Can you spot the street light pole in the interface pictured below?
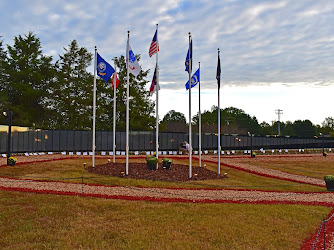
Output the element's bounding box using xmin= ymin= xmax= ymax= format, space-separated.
xmin=251 ymin=133 xmax=253 ymax=157
xmin=320 ymin=133 xmax=325 ymax=156
xmin=3 ymin=111 xmax=13 ymax=165
xmin=248 ymin=131 xmax=254 ymax=157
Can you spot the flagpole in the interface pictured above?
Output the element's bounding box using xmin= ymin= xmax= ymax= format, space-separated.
xmin=155 ymin=24 xmax=159 ymax=168
xmin=188 ymin=32 xmax=192 ymax=179
xmin=217 ymin=48 xmax=221 ymax=175
xmin=92 ymin=46 xmax=97 ymax=168
xmin=113 ymin=59 xmax=117 ymax=163
xmin=126 ymin=31 xmax=130 ymax=175
xmin=198 ymin=61 xmax=201 ymax=167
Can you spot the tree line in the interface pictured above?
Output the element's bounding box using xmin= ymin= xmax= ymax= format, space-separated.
xmin=1 ymin=32 xmax=333 ymax=137
xmin=0 ymin=32 xmax=154 ymax=131
xmin=161 ymin=107 xmax=334 ymax=137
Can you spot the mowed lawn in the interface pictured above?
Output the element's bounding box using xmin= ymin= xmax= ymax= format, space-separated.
xmin=0 ymin=190 xmax=331 ymax=249
xmin=233 ymin=154 xmax=334 ymax=179
xmin=0 ymin=155 xmax=333 ymax=249
xmin=0 ymin=157 xmax=328 ymax=192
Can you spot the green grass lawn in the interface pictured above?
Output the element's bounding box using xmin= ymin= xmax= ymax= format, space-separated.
xmin=0 ymin=158 xmax=327 ymax=192
xmin=246 ymin=156 xmax=334 ymax=179
xmin=0 ymin=156 xmax=333 ymax=249
xmin=0 ymin=189 xmax=331 ymax=250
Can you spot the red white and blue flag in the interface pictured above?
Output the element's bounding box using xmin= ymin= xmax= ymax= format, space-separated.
xmin=150 ymin=64 xmax=158 ymax=96
xmin=111 ymin=72 xmax=119 ymax=90
xmin=127 ymin=39 xmax=141 ymax=77
xmin=149 ymin=30 xmax=159 ymax=57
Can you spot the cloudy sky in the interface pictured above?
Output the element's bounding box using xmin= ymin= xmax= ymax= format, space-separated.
xmin=1 ymin=0 xmax=334 ymax=125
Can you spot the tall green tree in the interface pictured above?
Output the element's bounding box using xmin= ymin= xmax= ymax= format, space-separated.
xmin=160 ymin=110 xmax=187 ymax=132
xmin=46 ymin=40 xmax=94 ymax=130
xmin=192 ymin=106 xmax=261 ymax=134
xmin=322 ymin=117 xmax=334 ymax=129
xmin=113 ymin=55 xmax=155 ymax=131
xmin=259 ymin=121 xmax=272 ymax=135
xmin=320 ymin=117 xmax=334 ymax=136
xmin=44 ymin=46 xmax=154 ymax=131
xmin=292 ymin=120 xmax=317 ymax=137
xmin=224 ymin=107 xmax=261 ymax=134
xmin=282 ymin=121 xmax=295 ymax=136
xmin=1 ymin=32 xmax=55 ymax=127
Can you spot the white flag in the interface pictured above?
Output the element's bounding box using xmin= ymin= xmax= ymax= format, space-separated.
xmin=126 ymin=39 xmax=141 ymax=77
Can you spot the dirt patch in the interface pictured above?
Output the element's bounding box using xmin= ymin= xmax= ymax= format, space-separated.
xmin=87 ymin=162 xmax=225 ymax=182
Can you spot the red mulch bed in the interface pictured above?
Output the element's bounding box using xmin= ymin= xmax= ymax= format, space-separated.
xmin=87 ymin=162 xmax=225 ymax=182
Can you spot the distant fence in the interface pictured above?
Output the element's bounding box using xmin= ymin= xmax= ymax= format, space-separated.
xmin=1 ymin=130 xmax=334 ymax=153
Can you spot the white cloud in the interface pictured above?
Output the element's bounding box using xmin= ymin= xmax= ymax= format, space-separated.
xmin=44 ymin=49 xmax=57 ymax=57
xmin=48 ymin=13 xmax=60 ymax=22
xmin=157 ymin=0 xmax=182 ymax=14
xmin=31 ymin=3 xmax=49 ymax=15
xmin=245 ymin=1 xmax=287 ymax=18
xmin=1 ymin=0 xmax=334 ymax=124
xmin=300 ymin=10 xmax=320 ymax=17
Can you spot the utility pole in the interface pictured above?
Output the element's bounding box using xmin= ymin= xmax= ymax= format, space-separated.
xmin=275 ymin=109 xmax=283 ymax=136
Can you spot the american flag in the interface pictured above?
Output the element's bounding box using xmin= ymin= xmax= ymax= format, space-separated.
xmin=149 ymin=30 xmax=159 ymax=57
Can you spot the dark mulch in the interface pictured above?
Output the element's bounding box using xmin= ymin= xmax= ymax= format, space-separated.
xmin=87 ymin=162 xmax=225 ymax=182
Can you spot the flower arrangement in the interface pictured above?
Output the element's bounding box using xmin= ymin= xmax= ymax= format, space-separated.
xmin=162 ymin=158 xmax=173 ymax=163
xmin=146 ymin=156 xmax=158 ymax=164
xmin=324 ymin=175 xmax=334 ymax=181
xmin=8 ymin=156 xmax=17 ymax=166
xmin=145 ymin=155 xmax=153 ymax=161
xmin=146 ymin=156 xmax=158 ymax=170
xmin=162 ymin=158 xmax=173 ymax=170
xmin=324 ymin=175 xmax=334 ymax=191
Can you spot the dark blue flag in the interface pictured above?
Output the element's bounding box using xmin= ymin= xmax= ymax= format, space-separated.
xmin=97 ymin=53 xmax=114 ymax=83
xmin=185 ymin=68 xmax=200 ymax=90
xmin=216 ymin=51 xmax=221 ymax=88
xmin=185 ymin=38 xmax=192 ymax=73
